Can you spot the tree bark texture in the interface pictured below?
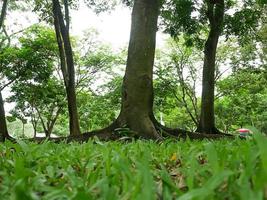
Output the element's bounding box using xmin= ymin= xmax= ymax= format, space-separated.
xmin=0 ymin=92 xmax=8 ymax=142
xmin=197 ymin=0 xmax=224 ymax=134
xmin=118 ymin=0 xmax=161 ymax=139
xmin=0 ymin=0 xmax=8 ymax=29
xmin=52 ymin=0 xmax=81 ymax=136
xmin=0 ymin=0 xmax=9 ymax=142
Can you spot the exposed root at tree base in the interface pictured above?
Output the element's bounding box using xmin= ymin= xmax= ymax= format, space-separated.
xmin=30 ymin=131 xmax=234 ymax=144
xmin=151 ymin=115 xmax=233 ymax=140
xmin=154 ymin=124 xmax=233 ymax=140
xmin=29 ymin=121 xmax=234 ymax=144
xmin=23 ymin=113 xmax=234 ymax=143
xmin=195 ymin=126 xmax=227 ymax=135
xmin=1 ymin=134 xmax=17 ymax=143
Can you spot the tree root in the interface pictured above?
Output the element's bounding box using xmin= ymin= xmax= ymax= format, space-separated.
xmin=18 ymin=110 xmax=234 ymax=143
xmin=0 ymin=134 xmax=17 ymax=143
xmin=29 ymin=119 xmax=122 ymax=144
xmin=28 ymin=117 xmax=234 ymax=144
xmin=150 ymin=113 xmax=234 ymax=139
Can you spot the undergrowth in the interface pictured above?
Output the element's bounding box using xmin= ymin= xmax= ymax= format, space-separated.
xmin=0 ymin=134 xmax=267 ymax=200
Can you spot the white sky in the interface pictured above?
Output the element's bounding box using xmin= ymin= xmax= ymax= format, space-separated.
xmin=71 ymin=4 xmax=132 ymax=50
xmin=71 ymin=3 xmax=167 ymax=49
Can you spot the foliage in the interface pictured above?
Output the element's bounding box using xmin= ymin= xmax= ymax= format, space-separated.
xmin=8 ymin=78 xmax=66 ymax=137
xmin=1 ymin=2 xmax=267 ymax=199
xmin=76 ymin=75 xmax=121 ymax=132
xmin=160 ymin=0 xmax=265 ymax=47
xmin=76 ymin=34 xmax=123 ymax=92
xmin=0 ymin=25 xmax=57 ymax=91
xmin=6 ymin=120 xmax=34 ymax=138
xmin=0 ymin=25 xmax=65 ymax=137
xmin=84 ymin=0 xmax=118 ymax=13
xmin=77 ymin=89 xmax=119 ymax=132
xmin=33 ymin=0 xmax=119 ymax=24
xmin=1 ymin=136 xmax=267 ymax=199
xmin=216 ymin=69 xmax=267 ymax=133
xmin=153 ymin=39 xmax=202 ymax=130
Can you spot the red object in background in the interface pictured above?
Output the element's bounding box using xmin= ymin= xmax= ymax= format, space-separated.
xmin=238 ymin=128 xmax=251 ymax=133
xmin=238 ymin=128 xmax=252 ymax=139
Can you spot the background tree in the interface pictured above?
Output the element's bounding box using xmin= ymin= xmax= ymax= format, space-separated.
xmin=161 ymin=0 xmax=265 ymax=134
xmin=9 ymin=78 xmax=65 ymax=138
xmin=52 ymin=0 xmax=81 ymax=136
xmin=0 ymin=25 xmax=59 ymax=138
xmin=196 ymin=0 xmax=224 ymax=134
xmin=0 ymin=0 xmax=9 ymax=142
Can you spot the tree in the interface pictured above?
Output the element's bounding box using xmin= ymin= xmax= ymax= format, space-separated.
xmin=161 ymin=0 xmax=224 ymax=134
xmin=77 ymin=89 xmax=119 ymax=132
xmin=76 ymin=31 xmax=122 ymax=93
xmin=0 ymin=90 xmax=8 ymax=142
xmin=0 ymin=0 xmax=45 ymax=141
xmin=116 ymin=0 xmax=161 ymax=139
xmin=0 ymin=25 xmax=58 ymax=139
xmin=52 ymin=0 xmax=81 ymax=136
xmin=0 ymin=0 xmax=8 ymax=28
xmin=161 ymin=0 xmax=265 ymax=134
xmin=0 ymin=0 xmax=9 ymax=142
xmin=196 ymin=0 xmax=224 ymax=134
xmin=76 ymin=0 xmax=225 ymax=140
xmin=9 ymin=78 xmax=65 ymax=138
xmin=81 ymin=0 xmax=162 ymax=140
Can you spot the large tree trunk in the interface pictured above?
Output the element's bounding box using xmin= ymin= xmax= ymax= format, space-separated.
xmin=0 ymin=91 xmax=8 ymax=142
xmin=52 ymin=0 xmax=81 ymax=136
xmin=197 ymin=0 xmax=224 ymax=134
xmin=118 ymin=0 xmax=161 ymax=139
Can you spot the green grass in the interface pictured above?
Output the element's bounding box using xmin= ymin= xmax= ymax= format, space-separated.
xmin=0 ymin=135 xmax=267 ymax=200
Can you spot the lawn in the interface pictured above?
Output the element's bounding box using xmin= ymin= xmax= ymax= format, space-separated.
xmin=0 ymin=134 xmax=267 ymax=200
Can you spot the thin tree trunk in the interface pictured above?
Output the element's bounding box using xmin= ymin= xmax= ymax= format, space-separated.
xmin=0 ymin=0 xmax=8 ymax=30
xmin=0 ymin=91 xmax=8 ymax=142
xmin=36 ymin=108 xmax=48 ymax=137
xmin=33 ymin=124 xmax=37 ymax=138
xmin=22 ymin=121 xmax=25 ymax=137
xmin=119 ymin=0 xmax=161 ymax=139
xmin=47 ymin=107 xmax=61 ymax=137
xmin=31 ymin=117 xmax=38 ymax=138
xmin=0 ymin=0 xmax=9 ymax=142
xmin=197 ymin=0 xmax=224 ymax=134
xmin=36 ymin=106 xmax=61 ymax=138
xmin=52 ymin=0 xmax=81 ymax=136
